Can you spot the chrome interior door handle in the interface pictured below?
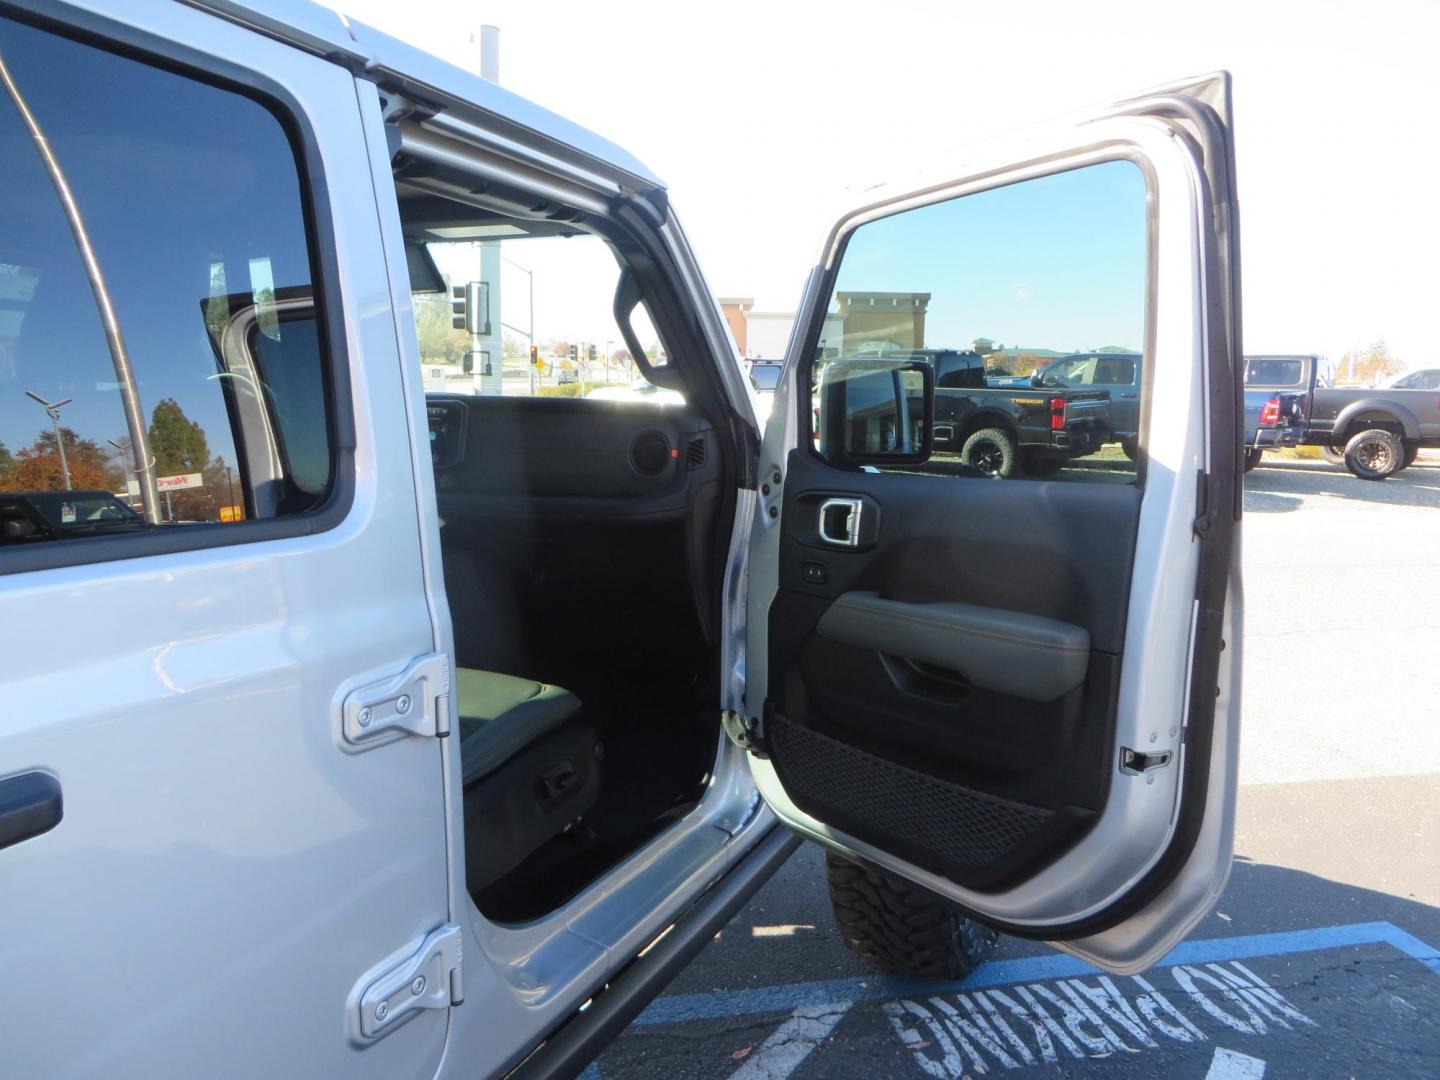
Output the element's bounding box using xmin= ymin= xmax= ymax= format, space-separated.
xmin=818 ymin=497 xmax=863 ymax=547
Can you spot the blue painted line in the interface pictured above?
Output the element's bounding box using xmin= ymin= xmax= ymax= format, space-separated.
xmin=632 ymin=920 xmax=1440 ymax=1027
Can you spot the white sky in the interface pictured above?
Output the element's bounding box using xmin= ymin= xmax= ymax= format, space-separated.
xmin=337 ymin=0 xmax=1440 ymax=368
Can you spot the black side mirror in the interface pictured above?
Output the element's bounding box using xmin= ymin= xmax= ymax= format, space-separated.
xmin=817 ymin=357 xmax=934 ymax=467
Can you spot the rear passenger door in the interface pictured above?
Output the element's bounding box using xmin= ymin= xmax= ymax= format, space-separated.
xmin=747 ymin=75 xmax=1243 ymax=972
xmin=0 ymin=6 xmax=451 ymax=1077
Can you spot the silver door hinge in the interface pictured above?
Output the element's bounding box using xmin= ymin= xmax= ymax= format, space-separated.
xmin=722 ymin=709 xmax=768 ymax=758
xmin=352 ymin=923 xmax=463 ymax=1043
xmin=342 ymin=653 xmax=451 ymax=751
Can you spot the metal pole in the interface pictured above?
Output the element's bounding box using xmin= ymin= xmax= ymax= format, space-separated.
xmin=0 ymin=49 xmax=160 ymax=523
xmin=50 ymin=413 xmax=71 ymax=490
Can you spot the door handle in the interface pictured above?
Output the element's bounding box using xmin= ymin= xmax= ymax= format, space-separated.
xmin=0 ymin=771 xmax=62 ymax=852
xmin=817 ymin=497 xmax=863 ymax=547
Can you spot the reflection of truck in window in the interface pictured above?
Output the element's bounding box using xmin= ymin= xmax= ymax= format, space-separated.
xmin=0 ymin=490 xmax=146 ymax=544
xmin=919 ymin=349 xmax=1112 ymax=478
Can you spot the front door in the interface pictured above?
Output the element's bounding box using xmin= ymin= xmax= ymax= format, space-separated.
xmin=747 ymin=75 xmax=1243 ymax=972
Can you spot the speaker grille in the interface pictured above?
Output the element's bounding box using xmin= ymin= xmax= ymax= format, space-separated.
xmin=630 ymin=432 xmax=671 ymax=476
xmin=685 ymin=434 xmax=708 ymax=469
xmin=768 ymin=714 xmax=1053 ymax=871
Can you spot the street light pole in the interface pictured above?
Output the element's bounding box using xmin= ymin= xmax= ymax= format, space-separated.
xmin=0 ymin=48 xmax=160 ymax=523
xmin=26 ymin=390 xmax=72 ymax=490
xmin=107 ymin=437 xmax=132 ymax=500
xmin=501 ymin=254 xmax=535 ymax=395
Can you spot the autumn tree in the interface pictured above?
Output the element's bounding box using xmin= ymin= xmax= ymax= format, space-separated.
xmin=0 ymin=439 xmax=13 ymax=488
xmin=413 ymin=293 xmax=471 ymax=365
xmin=1336 ymin=339 xmax=1404 ymax=386
xmin=6 ymin=428 xmax=122 ymax=492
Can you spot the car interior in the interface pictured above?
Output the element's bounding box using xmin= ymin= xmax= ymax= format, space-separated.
xmin=391 ymin=160 xmax=739 ymax=922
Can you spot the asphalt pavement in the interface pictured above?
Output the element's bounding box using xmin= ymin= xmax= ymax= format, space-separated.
xmin=595 ymin=458 xmax=1440 ymax=1080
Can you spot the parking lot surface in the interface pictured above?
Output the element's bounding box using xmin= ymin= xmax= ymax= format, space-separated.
xmin=595 ymin=459 xmax=1440 ymax=1079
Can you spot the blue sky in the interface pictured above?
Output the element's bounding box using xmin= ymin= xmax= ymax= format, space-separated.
xmin=831 ymin=162 xmax=1147 ymax=354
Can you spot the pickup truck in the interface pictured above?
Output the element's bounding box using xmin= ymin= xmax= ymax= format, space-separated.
xmin=1241 ymin=390 xmax=1306 ymax=471
xmin=920 ymin=348 xmax=1112 ymax=477
xmin=998 ymin=351 xmax=1143 ymax=457
xmin=1244 ymin=354 xmax=1440 ymax=479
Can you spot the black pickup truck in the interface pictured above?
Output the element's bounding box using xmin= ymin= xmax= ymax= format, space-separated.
xmin=1244 ymin=354 xmax=1440 ymax=479
xmin=918 ymin=349 xmax=1111 ymax=477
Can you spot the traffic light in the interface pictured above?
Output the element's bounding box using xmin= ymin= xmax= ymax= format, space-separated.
xmin=587 ymin=344 xmax=597 ymax=364
xmin=451 ymin=281 xmax=490 ymax=335
xmin=529 ymin=344 xmax=540 ymax=367
xmin=569 ymin=344 xmax=578 ymax=362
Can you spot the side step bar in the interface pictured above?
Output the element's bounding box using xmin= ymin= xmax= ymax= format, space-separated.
xmin=509 ymin=825 xmax=801 ymax=1080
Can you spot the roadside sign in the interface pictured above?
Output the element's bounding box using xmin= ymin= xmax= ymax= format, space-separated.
xmin=127 ymin=473 xmax=203 ymax=495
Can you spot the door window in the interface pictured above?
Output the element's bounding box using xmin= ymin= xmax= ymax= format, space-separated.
xmin=808 ymin=161 xmax=1148 ymax=482
xmin=0 ymin=14 xmax=334 ymax=548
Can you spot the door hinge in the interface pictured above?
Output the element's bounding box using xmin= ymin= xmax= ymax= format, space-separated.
xmin=722 ymin=709 xmax=769 ymax=758
xmin=352 ymin=923 xmax=463 ymax=1043
xmin=341 ymin=653 xmax=451 ymax=751
xmin=1192 ymin=469 xmax=1215 ymax=538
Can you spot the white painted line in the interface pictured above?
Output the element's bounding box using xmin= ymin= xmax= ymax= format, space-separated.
xmin=728 ymin=1001 xmax=854 ymax=1080
xmin=1205 ymin=1046 xmax=1267 ymax=1080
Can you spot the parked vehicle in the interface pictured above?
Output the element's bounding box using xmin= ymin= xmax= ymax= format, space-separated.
xmin=1244 ymin=354 xmax=1440 ymax=479
xmin=0 ymin=490 xmax=145 ymax=543
xmin=919 ymin=348 xmax=1112 ymax=477
xmin=1385 ymin=367 xmax=1440 ymax=391
xmin=1019 ymin=351 xmax=1142 ymax=457
xmin=1240 ymin=389 xmax=1306 ymax=471
xmin=0 ymin=5 xmax=1245 ymax=1075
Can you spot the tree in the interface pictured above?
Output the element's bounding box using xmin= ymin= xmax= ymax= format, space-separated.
xmin=1336 ymin=339 xmax=1404 ymax=386
xmin=413 ymin=294 xmax=470 ymax=365
xmin=149 ymin=398 xmax=210 ymax=475
xmin=5 ymin=428 xmax=121 ymax=492
xmin=0 ymin=439 xmax=13 ymax=487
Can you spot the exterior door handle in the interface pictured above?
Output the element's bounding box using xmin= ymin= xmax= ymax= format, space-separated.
xmin=0 ymin=771 xmax=62 ymax=852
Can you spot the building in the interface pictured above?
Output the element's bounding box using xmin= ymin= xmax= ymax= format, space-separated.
xmin=718 ymin=292 xmax=927 ymax=361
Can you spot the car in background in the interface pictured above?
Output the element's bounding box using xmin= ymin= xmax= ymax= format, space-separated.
xmin=1385 ymin=367 xmax=1440 ymax=391
xmin=584 ymin=375 xmax=686 ymax=406
xmin=0 ymin=491 xmax=146 ymax=545
xmin=1012 ymin=352 xmax=1143 ymax=458
xmin=1245 ymin=354 xmax=1440 ymax=479
xmin=745 ymin=359 xmax=784 ymax=420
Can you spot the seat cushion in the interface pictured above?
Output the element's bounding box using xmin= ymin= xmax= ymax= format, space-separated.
xmin=456 ymin=669 xmax=582 ymax=784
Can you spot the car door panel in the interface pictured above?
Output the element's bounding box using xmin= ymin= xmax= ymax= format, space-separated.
xmin=746 ymin=75 xmax=1242 ymax=971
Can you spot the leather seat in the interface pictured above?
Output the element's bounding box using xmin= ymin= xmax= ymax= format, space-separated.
xmin=455 ymin=669 xmax=582 ymax=784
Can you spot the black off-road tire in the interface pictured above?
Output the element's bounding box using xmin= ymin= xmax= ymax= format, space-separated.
xmin=960 ymin=427 xmax=1020 ymax=479
xmin=825 ymin=853 xmax=999 ymax=980
xmin=1120 ymin=437 xmax=1139 ymax=462
xmin=1401 ymin=444 xmax=1420 ymax=471
xmin=1022 ymin=453 xmax=1065 ymax=478
xmin=1321 ymin=444 xmax=1347 ymax=466
xmin=1344 ymin=428 xmax=1404 ymax=481
xmin=1243 ymin=448 xmax=1264 ymax=472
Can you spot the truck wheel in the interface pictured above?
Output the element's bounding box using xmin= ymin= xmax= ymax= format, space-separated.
xmin=825 ymin=853 xmax=998 ymax=979
xmin=1344 ymin=428 xmax=1403 ymax=480
xmin=1401 ymin=444 xmax=1420 ymax=471
xmin=1321 ymin=444 xmax=1346 ymax=466
xmin=1022 ymin=453 xmax=1064 ymax=477
xmin=1120 ymin=438 xmax=1139 ymax=462
xmin=1243 ymin=448 xmax=1264 ymax=472
xmin=960 ymin=427 xmax=1019 ymax=479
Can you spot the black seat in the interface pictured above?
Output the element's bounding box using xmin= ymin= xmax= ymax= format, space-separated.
xmin=454 ymin=668 xmax=600 ymax=896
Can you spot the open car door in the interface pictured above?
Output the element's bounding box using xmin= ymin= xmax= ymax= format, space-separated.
xmin=744 ymin=74 xmax=1242 ymax=973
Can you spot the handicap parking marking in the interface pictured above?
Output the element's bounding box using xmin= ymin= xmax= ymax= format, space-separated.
xmin=598 ymin=922 xmax=1440 ymax=1078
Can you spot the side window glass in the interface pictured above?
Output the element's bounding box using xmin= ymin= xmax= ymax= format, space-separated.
xmin=408 ymin=232 xmax=679 ymax=405
xmin=0 ymin=15 xmax=333 ymax=546
xmin=810 ymin=161 xmax=1147 ymax=482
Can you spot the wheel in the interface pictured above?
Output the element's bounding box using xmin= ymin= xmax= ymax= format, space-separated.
xmin=1344 ymin=428 xmax=1404 ymax=480
xmin=826 ymin=853 xmax=998 ymax=979
xmin=960 ymin=427 xmax=1019 ymax=479
xmin=1243 ymin=448 xmax=1264 ymax=472
xmin=1321 ymin=444 xmax=1346 ymax=466
xmin=1401 ymin=444 xmax=1420 ymax=471
xmin=1021 ymin=453 xmax=1064 ymax=477
xmin=1120 ymin=438 xmax=1139 ymax=462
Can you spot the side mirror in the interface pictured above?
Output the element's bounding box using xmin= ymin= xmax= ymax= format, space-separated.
xmin=1029 ymin=372 xmax=1045 ymax=388
xmin=816 ymin=357 xmax=934 ymax=467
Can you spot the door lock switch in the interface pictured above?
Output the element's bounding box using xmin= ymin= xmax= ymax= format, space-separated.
xmin=802 ymin=562 xmax=828 ymax=585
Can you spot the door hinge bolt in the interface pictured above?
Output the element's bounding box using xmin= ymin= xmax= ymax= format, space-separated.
xmin=396 ymin=694 xmax=412 ymax=715
xmin=358 ymin=707 xmax=373 ymax=728
xmin=1149 ymin=731 xmax=1157 ymax=743
xmin=374 ymin=1001 xmax=389 ymax=1022
xmin=411 ymin=976 xmax=426 ymax=996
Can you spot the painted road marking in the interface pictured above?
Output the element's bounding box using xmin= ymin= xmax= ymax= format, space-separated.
xmin=884 ymin=958 xmax=1314 ymax=1075
xmin=1206 ymin=1047 xmax=1267 ymax=1079
xmin=632 ymin=920 xmax=1440 ymax=1026
xmin=727 ymin=1002 xmax=852 ymax=1079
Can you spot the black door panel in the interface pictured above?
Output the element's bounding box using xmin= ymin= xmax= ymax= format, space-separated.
xmin=767 ymin=448 xmax=1139 ymax=890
